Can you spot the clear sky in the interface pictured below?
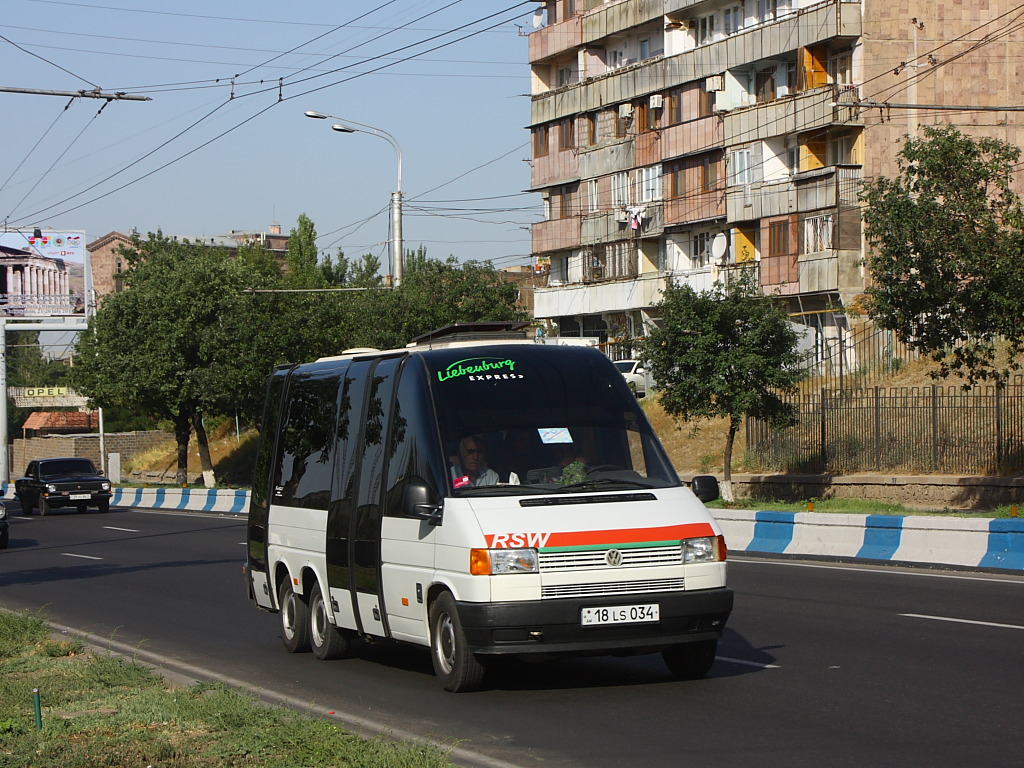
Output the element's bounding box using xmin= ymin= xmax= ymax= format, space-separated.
xmin=0 ymin=0 xmax=540 ymax=275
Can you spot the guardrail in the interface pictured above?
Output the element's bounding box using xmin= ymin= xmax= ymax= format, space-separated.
xmin=109 ymin=487 xmax=250 ymax=515
xmin=713 ymin=509 xmax=1024 ymax=572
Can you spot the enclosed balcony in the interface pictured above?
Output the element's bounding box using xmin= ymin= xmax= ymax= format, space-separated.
xmin=531 ymin=0 xmax=863 ymax=126
xmin=532 ymin=216 xmax=582 ymax=255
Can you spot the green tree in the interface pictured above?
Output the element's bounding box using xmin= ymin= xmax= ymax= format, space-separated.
xmin=638 ymin=271 xmax=804 ymax=498
xmin=70 ymin=233 xmax=280 ymax=486
xmin=284 ymin=213 xmax=323 ymax=287
xmin=861 ymin=125 xmax=1024 ymax=385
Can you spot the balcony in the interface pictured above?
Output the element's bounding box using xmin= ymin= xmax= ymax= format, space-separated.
xmin=659 ymin=114 xmax=723 ymax=162
xmin=723 ymin=85 xmax=861 ymax=146
xmin=534 ymin=271 xmax=668 ymax=319
xmin=665 ymin=189 xmax=725 ymax=226
xmin=725 ymin=165 xmax=862 ymax=223
xmin=582 ymin=0 xmax=664 ymax=45
xmin=529 ymin=16 xmax=583 ymax=63
xmin=532 ymin=216 xmax=582 ymax=255
xmin=726 ymin=176 xmax=796 ymax=223
xmin=531 ymin=147 xmax=580 ymax=190
xmin=531 ymin=0 xmax=863 ymax=125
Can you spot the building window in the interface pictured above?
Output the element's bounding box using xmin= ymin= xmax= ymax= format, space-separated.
xmin=803 ymin=214 xmax=834 ymax=252
xmin=667 ymin=86 xmax=685 ymax=125
xmin=696 ymin=15 xmax=715 ymax=45
xmin=691 ymin=232 xmax=712 ymax=268
xmin=639 ymin=165 xmax=662 ymax=202
xmin=533 ymin=124 xmax=549 ymax=157
xmin=614 ymin=106 xmax=630 ymax=138
xmin=586 ymin=112 xmax=599 ymax=145
xmin=550 ymin=254 xmax=568 ymax=284
xmin=724 ymin=5 xmax=743 ymax=35
xmin=756 ymin=67 xmax=777 ymax=103
xmin=828 ymin=47 xmax=853 ymax=86
xmin=666 ymin=161 xmax=685 ymax=198
xmin=558 ymin=117 xmax=575 ymax=150
xmin=758 ymin=0 xmax=778 ymax=23
xmin=640 ymin=38 xmax=651 ymax=60
xmin=555 ymin=184 xmax=575 ymax=219
xmin=562 ymin=0 xmax=575 ymax=22
xmin=786 ymin=142 xmax=800 ymax=174
xmin=698 ymin=87 xmax=717 ymax=116
xmin=609 ymin=48 xmax=625 ymax=69
xmin=587 ymin=179 xmax=600 ymax=213
xmin=556 ymin=66 xmax=574 ymax=87
xmin=768 ymin=220 xmax=789 ymax=256
xmin=115 ymin=258 xmax=123 ymax=292
xmin=611 ymin=171 xmax=630 ymax=208
xmin=636 ymin=100 xmax=650 ymax=133
xmin=828 ymin=130 xmax=855 ymax=165
xmin=701 ymin=154 xmax=719 ymax=191
xmin=730 ymin=147 xmax=753 ymax=185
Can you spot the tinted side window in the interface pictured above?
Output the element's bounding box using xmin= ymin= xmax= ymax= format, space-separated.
xmin=353 ymin=357 xmax=401 ymax=593
xmin=249 ymin=366 xmax=292 ymax=569
xmin=273 ymin=363 xmax=343 ymax=510
xmin=384 ymin=357 xmax=446 ymax=517
xmin=327 ymin=360 xmax=372 ymax=589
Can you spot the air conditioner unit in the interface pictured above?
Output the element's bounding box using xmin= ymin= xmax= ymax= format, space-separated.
xmin=705 ymin=74 xmax=725 ymax=92
xmin=615 ymin=209 xmax=630 ymax=223
xmin=649 ymin=94 xmax=664 ymax=109
xmin=618 ymin=103 xmax=633 ymax=119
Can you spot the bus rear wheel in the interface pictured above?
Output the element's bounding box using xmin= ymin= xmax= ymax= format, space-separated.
xmin=310 ymin=588 xmax=349 ymax=660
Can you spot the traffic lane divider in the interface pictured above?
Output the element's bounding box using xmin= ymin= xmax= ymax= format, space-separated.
xmin=713 ymin=509 xmax=1024 ymax=573
xmin=108 ymin=487 xmax=250 ymax=515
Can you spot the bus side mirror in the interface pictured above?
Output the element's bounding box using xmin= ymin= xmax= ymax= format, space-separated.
xmin=691 ymin=475 xmax=720 ymax=503
xmin=404 ymin=481 xmax=443 ymax=526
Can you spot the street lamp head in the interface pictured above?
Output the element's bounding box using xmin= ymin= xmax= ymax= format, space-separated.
xmin=331 ymin=124 xmax=356 ymax=134
xmin=304 ymin=110 xmax=329 ymax=119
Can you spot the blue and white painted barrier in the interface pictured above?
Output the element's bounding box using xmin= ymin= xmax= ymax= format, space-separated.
xmin=714 ymin=509 xmax=1024 ymax=572
xmin=110 ymin=487 xmax=250 ymax=516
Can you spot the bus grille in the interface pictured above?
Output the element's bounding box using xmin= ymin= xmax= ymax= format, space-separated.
xmin=542 ymin=578 xmax=685 ymax=599
xmin=538 ymin=545 xmax=681 ymax=571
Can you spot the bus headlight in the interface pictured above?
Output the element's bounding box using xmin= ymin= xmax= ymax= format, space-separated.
xmin=470 ymin=548 xmax=539 ymax=575
xmin=682 ymin=535 xmax=726 ymax=563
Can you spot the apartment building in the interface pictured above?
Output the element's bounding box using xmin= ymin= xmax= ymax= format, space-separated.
xmin=87 ymin=225 xmax=289 ymax=300
xmin=527 ymin=0 xmax=1024 ymax=364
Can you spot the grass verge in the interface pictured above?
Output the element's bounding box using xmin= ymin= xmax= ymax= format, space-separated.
xmin=0 ymin=610 xmax=454 ymax=768
xmin=708 ymin=497 xmax=1022 ymax=518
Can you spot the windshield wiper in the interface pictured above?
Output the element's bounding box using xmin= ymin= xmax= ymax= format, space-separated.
xmin=557 ymin=478 xmax=655 ymax=492
xmin=458 ymin=484 xmax=550 ymax=496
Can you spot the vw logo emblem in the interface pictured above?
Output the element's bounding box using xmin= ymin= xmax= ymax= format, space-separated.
xmin=605 ymin=549 xmax=623 ymax=567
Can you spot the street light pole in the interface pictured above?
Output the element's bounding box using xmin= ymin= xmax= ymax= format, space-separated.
xmin=304 ymin=110 xmax=403 ymax=287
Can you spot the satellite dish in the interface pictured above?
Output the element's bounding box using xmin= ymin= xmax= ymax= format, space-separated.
xmin=532 ymin=8 xmax=543 ymax=28
xmin=711 ymin=232 xmax=728 ymax=260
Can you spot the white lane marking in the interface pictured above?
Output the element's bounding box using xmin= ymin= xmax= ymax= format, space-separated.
xmin=717 ymin=656 xmax=780 ymax=669
xmin=733 ymin=556 xmax=1024 ymax=585
xmin=61 ymin=553 xmax=103 ymax=560
xmin=900 ymin=613 xmax=1024 ymax=631
xmin=103 ymin=526 xmax=139 ymax=532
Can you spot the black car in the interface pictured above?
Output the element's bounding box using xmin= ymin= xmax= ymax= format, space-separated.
xmin=15 ymin=457 xmax=112 ymax=515
xmin=0 ymin=501 xmax=8 ymax=548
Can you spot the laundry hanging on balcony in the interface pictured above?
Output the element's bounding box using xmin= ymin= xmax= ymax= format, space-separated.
xmin=626 ymin=206 xmax=645 ymax=230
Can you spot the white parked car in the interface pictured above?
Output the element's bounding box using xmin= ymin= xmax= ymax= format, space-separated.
xmin=614 ymin=359 xmax=649 ymax=397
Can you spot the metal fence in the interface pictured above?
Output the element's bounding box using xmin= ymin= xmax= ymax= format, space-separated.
xmin=746 ymin=384 xmax=1024 ymax=475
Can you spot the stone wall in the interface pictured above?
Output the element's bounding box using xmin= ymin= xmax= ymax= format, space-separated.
xmin=711 ymin=473 xmax=1024 ymax=511
xmin=12 ymin=431 xmax=170 ymax=478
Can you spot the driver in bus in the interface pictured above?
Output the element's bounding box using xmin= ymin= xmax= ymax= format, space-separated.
xmin=450 ymin=435 xmax=499 ymax=488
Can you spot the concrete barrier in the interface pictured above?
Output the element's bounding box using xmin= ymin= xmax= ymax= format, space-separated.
xmin=714 ymin=509 xmax=1024 ymax=572
xmin=108 ymin=487 xmax=250 ymax=516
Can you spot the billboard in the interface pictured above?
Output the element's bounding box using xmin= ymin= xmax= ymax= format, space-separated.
xmin=0 ymin=230 xmax=87 ymax=317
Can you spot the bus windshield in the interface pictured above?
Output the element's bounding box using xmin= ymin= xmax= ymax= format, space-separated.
xmin=423 ymin=345 xmax=679 ymax=495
